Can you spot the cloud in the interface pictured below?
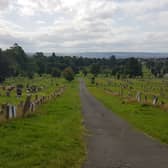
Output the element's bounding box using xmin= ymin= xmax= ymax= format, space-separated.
xmin=0 ymin=0 xmax=10 ymax=10
xmin=0 ymin=0 xmax=168 ymax=52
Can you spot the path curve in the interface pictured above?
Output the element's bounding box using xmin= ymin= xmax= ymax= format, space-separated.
xmin=80 ymin=80 xmax=168 ymax=168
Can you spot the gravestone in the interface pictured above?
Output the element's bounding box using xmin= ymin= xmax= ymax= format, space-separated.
xmin=16 ymin=86 xmax=22 ymax=98
xmin=23 ymin=95 xmax=31 ymax=116
xmin=30 ymin=102 xmax=36 ymax=112
xmin=6 ymin=104 xmax=17 ymax=119
xmin=12 ymin=105 xmax=16 ymax=118
xmin=153 ymin=96 xmax=158 ymax=105
xmin=136 ymin=92 xmax=141 ymax=102
xmin=6 ymin=104 xmax=12 ymax=119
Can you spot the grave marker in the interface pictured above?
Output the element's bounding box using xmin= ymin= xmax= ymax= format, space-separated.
xmin=153 ymin=96 xmax=158 ymax=105
xmin=136 ymin=92 xmax=141 ymax=102
xmin=23 ymin=95 xmax=31 ymax=116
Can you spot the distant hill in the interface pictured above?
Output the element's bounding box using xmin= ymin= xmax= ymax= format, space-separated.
xmin=27 ymin=52 xmax=168 ymax=58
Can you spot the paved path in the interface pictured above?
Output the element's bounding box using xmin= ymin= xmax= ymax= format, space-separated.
xmin=80 ymin=80 xmax=168 ymax=168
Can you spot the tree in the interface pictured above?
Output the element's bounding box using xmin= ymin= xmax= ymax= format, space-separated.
xmin=109 ymin=55 xmax=116 ymax=67
xmin=82 ymin=68 xmax=88 ymax=76
xmin=90 ymin=63 xmax=100 ymax=76
xmin=51 ymin=68 xmax=61 ymax=77
xmin=124 ymin=58 xmax=142 ymax=78
xmin=0 ymin=49 xmax=15 ymax=82
xmin=0 ymin=44 xmax=147 ymax=80
xmin=10 ymin=43 xmax=28 ymax=73
xmin=34 ymin=52 xmax=47 ymax=75
xmin=63 ymin=67 xmax=74 ymax=81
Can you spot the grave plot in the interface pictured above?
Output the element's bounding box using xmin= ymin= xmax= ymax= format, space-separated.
xmin=93 ymin=77 xmax=168 ymax=110
xmin=0 ymin=75 xmax=66 ymax=122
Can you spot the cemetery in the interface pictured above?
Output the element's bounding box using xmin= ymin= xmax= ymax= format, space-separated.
xmin=92 ymin=77 xmax=168 ymax=109
xmin=0 ymin=75 xmax=66 ymax=122
xmin=0 ymin=44 xmax=168 ymax=167
xmin=0 ymin=74 xmax=168 ymax=167
xmin=1 ymin=0 xmax=168 ymax=165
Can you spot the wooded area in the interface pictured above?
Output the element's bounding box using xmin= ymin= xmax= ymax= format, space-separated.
xmin=1 ymin=44 xmax=168 ymax=82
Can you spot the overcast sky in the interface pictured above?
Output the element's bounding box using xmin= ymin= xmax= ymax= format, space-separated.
xmin=0 ymin=0 xmax=168 ymax=52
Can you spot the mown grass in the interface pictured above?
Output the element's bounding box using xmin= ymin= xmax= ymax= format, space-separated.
xmin=0 ymin=81 xmax=85 ymax=168
xmin=88 ymin=85 xmax=168 ymax=144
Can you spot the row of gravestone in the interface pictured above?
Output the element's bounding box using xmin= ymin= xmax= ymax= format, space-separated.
xmin=117 ymin=86 xmax=160 ymax=105
xmin=104 ymin=88 xmax=161 ymax=106
xmin=119 ymin=88 xmax=160 ymax=105
xmin=135 ymin=92 xmax=161 ymax=105
xmin=106 ymin=79 xmax=168 ymax=105
xmin=0 ymin=86 xmax=65 ymax=121
xmin=3 ymin=84 xmax=44 ymax=97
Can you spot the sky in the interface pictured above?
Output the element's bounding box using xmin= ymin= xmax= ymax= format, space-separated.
xmin=0 ymin=0 xmax=168 ymax=52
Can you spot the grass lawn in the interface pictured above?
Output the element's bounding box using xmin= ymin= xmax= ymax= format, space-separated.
xmin=89 ymin=86 xmax=168 ymax=144
xmin=0 ymin=81 xmax=85 ymax=168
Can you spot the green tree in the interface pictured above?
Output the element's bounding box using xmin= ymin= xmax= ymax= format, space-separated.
xmin=34 ymin=52 xmax=47 ymax=75
xmin=90 ymin=63 xmax=100 ymax=76
xmin=63 ymin=67 xmax=74 ymax=81
xmin=51 ymin=68 xmax=61 ymax=77
xmin=124 ymin=58 xmax=142 ymax=78
xmin=82 ymin=68 xmax=88 ymax=76
xmin=0 ymin=49 xmax=16 ymax=82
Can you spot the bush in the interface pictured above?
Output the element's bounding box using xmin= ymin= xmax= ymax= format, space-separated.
xmin=63 ymin=67 xmax=74 ymax=81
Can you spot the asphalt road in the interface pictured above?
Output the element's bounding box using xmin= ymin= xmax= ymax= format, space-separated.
xmin=80 ymin=80 xmax=168 ymax=168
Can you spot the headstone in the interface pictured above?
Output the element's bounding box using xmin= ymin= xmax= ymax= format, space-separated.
xmin=12 ymin=105 xmax=16 ymax=118
xmin=23 ymin=95 xmax=31 ymax=116
xmin=153 ymin=96 xmax=158 ymax=105
xmin=6 ymin=104 xmax=13 ymax=119
xmin=136 ymin=92 xmax=141 ymax=102
xmin=16 ymin=87 xmax=22 ymax=98
xmin=30 ymin=102 xmax=35 ymax=112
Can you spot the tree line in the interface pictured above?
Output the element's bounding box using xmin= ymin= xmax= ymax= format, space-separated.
xmin=144 ymin=58 xmax=168 ymax=77
xmin=1 ymin=43 xmax=167 ymax=82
